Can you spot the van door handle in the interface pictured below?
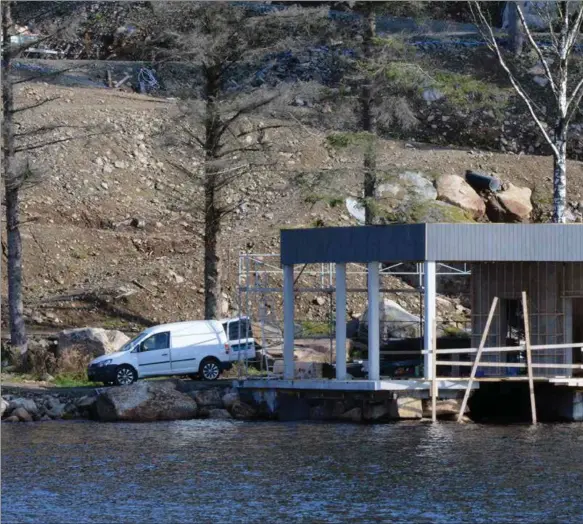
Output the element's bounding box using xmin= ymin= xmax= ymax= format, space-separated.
xmin=161 ymin=353 xmax=168 ymax=356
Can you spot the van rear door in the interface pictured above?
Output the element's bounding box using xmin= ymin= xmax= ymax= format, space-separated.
xmin=224 ymin=318 xmax=256 ymax=362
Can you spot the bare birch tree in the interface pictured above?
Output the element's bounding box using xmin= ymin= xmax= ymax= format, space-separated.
xmin=472 ymin=1 xmax=583 ymax=223
xmin=132 ymin=1 xmax=329 ymax=319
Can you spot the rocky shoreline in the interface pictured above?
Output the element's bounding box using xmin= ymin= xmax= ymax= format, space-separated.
xmin=1 ymin=379 xmax=469 ymax=424
xmin=0 ymin=381 xmax=249 ymax=423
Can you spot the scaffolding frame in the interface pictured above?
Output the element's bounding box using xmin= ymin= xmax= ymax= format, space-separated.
xmin=236 ymin=253 xmax=471 ymax=375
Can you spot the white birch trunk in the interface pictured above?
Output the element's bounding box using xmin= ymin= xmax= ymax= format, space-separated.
xmin=553 ymin=138 xmax=568 ymax=223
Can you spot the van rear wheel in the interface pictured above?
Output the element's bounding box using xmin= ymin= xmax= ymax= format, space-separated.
xmin=115 ymin=365 xmax=137 ymax=386
xmin=200 ymin=358 xmax=221 ymax=381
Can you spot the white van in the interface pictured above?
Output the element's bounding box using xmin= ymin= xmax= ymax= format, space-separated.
xmin=87 ymin=317 xmax=256 ymax=386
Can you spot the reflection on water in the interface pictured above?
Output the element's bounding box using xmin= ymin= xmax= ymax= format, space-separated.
xmin=2 ymin=420 xmax=583 ymax=523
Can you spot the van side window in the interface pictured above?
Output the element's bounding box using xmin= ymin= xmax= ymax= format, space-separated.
xmin=140 ymin=332 xmax=170 ymax=352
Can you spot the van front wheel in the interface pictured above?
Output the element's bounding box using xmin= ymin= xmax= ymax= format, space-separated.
xmin=200 ymin=358 xmax=221 ymax=381
xmin=115 ymin=365 xmax=137 ymax=386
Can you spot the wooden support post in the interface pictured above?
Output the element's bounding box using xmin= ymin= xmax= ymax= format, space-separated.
xmin=522 ymin=291 xmax=537 ymax=425
xmin=457 ymin=297 xmax=499 ymax=423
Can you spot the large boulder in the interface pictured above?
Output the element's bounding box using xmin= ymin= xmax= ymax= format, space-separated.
xmin=1 ymin=398 xmax=9 ymax=417
xmin=189 ymin=388 xmax=223 ymax=409
xmin=8 ymin=398 xmax=38 ymax=416
xmin=487 ymin=183 xmax=533 ymax=223
xmin=221 ymin=390 xmax=240 ymax=410
xmin=396 ymin=397 xmax=423 ymax=419
xmin=229 ymin=400 xmax=257 ymax=420
xmin=359 ymin=298 xmax=421 ymax=342
xmin=47 ymin=402 xmax=66 ymax=419
xmin=363 ymin=401 xmax=398 ymax=422
xmin=423 ymin=399 xmax=468 ymax=421
xmin=58 ymin=327 xmax=130 ymax=357
xmin=95 ymin=381 xmax=198 ymax=422
xmin=378 ymin=171 xmax=437 ymax=206
xmin=12 ymin=407 xmax=33 ymax=422
xmin=436 ymin=174 xmax=486 ymax=218
xmin=208 ymin=408 xmax=232 ymax=419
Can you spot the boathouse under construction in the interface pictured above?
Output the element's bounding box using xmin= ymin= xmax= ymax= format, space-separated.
xmin=239 ymin=223 xmax=583 ymax=421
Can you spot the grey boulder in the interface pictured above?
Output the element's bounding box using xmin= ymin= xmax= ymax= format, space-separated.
xmin=96 ymin=381 xmax=198 ymax=422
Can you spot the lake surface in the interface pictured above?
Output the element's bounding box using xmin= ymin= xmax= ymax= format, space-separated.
xmin=2 ymin=420 xmax=583 ymax=523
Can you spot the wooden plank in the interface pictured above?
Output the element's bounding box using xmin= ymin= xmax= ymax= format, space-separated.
xmin=436 ymin=361 xmax=583 ymax=369
xmin=434 ymin=343 xmax=583 ymax=355
xmin=522 ymin=291 xmax=537 ymax=424
xmin=457 ymin=297 xmax=498 ymax=423
xmin=445 ymin=376 xmax=549 ymax=382
xmin=114 ymin=74 xmax=132 ymax=88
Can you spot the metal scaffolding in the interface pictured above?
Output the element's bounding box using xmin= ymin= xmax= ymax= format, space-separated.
xmin=236 ymin=253 xmax=472 ymax=372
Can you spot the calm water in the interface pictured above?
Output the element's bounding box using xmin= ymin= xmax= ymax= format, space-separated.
xmin=2 ymin=420 xmax=583 ymax=523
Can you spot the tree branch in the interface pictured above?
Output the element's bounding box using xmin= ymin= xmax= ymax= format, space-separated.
xmin=12 ymin=96 xmax=60 ymax=114
xmin=236 ymin=124 xmax=286 ymax=138
xmin=216 ymin=146 xmax=264 ymax=159
xmin=10 ymin=65 xmax=81 ymax=86
xmin=216 ymin=198 xmax=246 ymax=220
xmin=214 ymin=169 xmax=247 ymax=192
xmin=515 ymin=5 xmax=557 ymax=96
xmin=566 ymin=78 xmax=583 ymax=124
xmin=14 ymin=132 xmax=102 ymax=153
xmin=14 ymin=124 xmax=83 ymax=138
xmin=565 ymin=2 xmax=583 ymax=55
xmin=471 ymin=1 xmax=559 ymax=157
xmin=179 ymin=124 xmax=205 ymax=149
xmin=217 ymin=94 xmax=279 ymax=140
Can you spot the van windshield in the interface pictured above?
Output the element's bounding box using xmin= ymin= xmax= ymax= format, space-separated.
xmin=118 ymin=332 xmax=148 ymax=353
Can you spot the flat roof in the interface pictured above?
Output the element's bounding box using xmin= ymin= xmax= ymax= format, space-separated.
xmin=280 ymin=224 xmax=583 ymax=264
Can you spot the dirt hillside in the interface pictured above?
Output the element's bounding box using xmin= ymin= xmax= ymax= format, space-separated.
xmin=3 ymin=82 xmax=583 ymax=332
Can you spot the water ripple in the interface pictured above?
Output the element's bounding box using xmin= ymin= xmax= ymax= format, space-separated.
xmin=2 ymin=420 xmax=583 ymax=523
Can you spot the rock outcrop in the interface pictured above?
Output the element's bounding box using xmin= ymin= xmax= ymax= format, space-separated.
xmin=58 ymin=327 xmax=131 ymax=357
xmin=359 ymin=298 xmax=421 ymax=342
xmin=436 ymin=174 xmax=486 ymax=218
xmin=378 ymin=171 xmax=437 ymax=205
xmin=487 ymin=183 xmax=533 ymax=222
xmin=396 ymin=397 xmax=423 ymax=419
xmin=12 ymin=407 xmax=33 ymax=422
xmin=95 ymin=381 xmax=198 ymax=422
xmin=189 ymin=388 xmax=224 ymax=409
xmin=207 ymin=408 xmax=232 ymax=419
xmin=8 ymin=397 xmax=39 ymax=416
xmin=0 ymin=398 xmax=8 ymax=417
xmin=230 ymin=400 xmax=258 ymax=420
